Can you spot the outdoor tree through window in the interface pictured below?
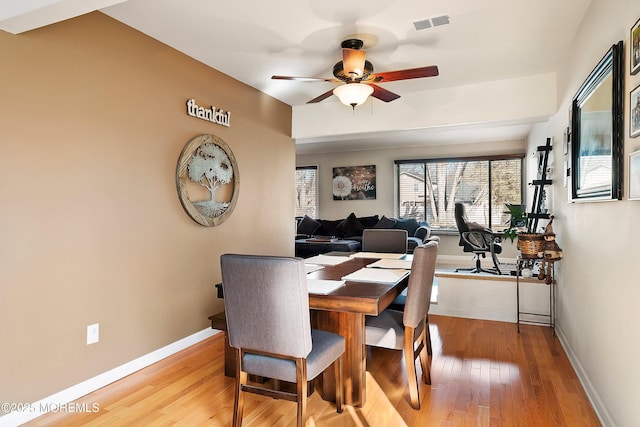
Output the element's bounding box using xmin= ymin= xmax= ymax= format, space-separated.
xmin=295 ymin=166 xmax=318 ymax=218
xmin=396 ymin=156 xmax=523 ymax=232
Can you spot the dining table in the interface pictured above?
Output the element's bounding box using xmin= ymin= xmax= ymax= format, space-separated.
xmin=305 ymin=252 xmax=411 ymax=407
xmin=211 ymin=251 xmax=412 ymax=408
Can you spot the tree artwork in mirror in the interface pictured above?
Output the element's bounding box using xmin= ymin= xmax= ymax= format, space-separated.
xmin=571 ymin=41 xmax=624 ymax=201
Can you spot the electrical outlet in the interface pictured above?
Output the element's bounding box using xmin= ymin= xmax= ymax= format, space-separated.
xmin=87 ymin=323 xmax=99 ymax=345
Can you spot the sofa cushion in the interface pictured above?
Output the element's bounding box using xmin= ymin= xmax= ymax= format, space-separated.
xmin=337 ymin=213 xmax=364 ymax=237
xmin=393 ymin=218 xmax=422 ymax=236
xmin=316 ymin=219 xmax=343 ymax=237
xmin=356 ymin=214 xmax=379 ymax=228
xmin=297 ymin=215 xmax=320 ymax=236
xmin=373 ymin=215 xmax=397 ymax=229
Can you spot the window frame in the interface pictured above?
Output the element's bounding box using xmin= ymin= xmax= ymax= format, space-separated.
xmin=295 ymin=165 xmax=318 ymax=218
xmin=395 ymin=154 xmax=525 ymax=232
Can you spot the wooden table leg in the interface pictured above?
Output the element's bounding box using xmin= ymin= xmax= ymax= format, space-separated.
xmin=312 ymin=310 xmax=366 ymax=407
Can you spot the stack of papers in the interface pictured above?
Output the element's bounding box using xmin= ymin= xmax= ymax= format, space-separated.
xmin=350 ymin=252 xmax=406 ymax=259
xmin=304 ymin=264 xmax=324 ymax=274
xmin=304 ymin=255 xmax=351 ymax=266
xmin=367 ymin=258 xmax=413 ymax=270
xmin=341 ymin=267 xmax=410 ymax=284
xmin=307 ymin=279 xmax=346 ymax=295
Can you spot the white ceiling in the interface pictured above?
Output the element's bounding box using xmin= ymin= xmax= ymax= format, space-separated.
xmin=0 ymin=0 xmax=592 ymax=152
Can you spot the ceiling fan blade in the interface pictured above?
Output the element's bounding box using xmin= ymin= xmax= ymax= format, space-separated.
xmin=342 ymin=48 xmax=366 ymax=79
xmin=272 ymin=75 xmax=340 ymax=83
xmin=368 ymin=66 xmax=439 ymax=82
xmin=307 ymin=89 xmax=335 ymax=104
xmin=369 ymin=84 xmax=401 ymax=102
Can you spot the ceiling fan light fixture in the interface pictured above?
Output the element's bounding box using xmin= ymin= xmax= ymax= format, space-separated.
xmin=342 ymin=48 xmax=366 ymax=79
xmin=333 ymin=83 xmax=373 ymax=109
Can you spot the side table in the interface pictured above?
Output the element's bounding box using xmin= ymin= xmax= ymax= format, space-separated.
xmin=516 ymin=256 xmax=555 ymax=334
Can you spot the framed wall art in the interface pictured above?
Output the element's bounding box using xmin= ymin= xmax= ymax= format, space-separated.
xmin=570 ymin=41 xmax=624 ymax=201
xmin=332 ymin=165 xmax=376 ymax=200
xmin=631 ymin=84 xmax=640 ymax=138
xmin=631 ymin=17 xmax=640 ymax=75
xmin=629 ymin=151 xmax=640 ymax=200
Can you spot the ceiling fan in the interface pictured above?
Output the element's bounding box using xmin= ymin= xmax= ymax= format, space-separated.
xmin=272 ymin=38 xmax=439 ymax=108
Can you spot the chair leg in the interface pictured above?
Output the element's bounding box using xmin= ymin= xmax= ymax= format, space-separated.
xmin=425 ymin=318 xmax=433 ymax=357
xmin=420 ymin=323 xmax=431 ymax=385
xmin=404 ymin=327 xmax=421 ymax=409
xmin=490 ymin=248 xmax=502 ymax=274
xmin=334 ymin=355 xmax=343 ymax=413
xmin=295 ymin=359 xmax=307 ymax=427
xmin=455 ymin=253 xmax=483 ymax=273
xmin=233 ymin=349 xmax=246 ymax=427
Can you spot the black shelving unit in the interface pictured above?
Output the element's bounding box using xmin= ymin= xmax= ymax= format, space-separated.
xmin=528 ymin=138 xmax=552 ymax=233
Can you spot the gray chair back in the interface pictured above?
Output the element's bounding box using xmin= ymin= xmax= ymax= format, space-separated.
xmin=403 ymin=241 xmax=438 ymax=328
xmin=362 ymin=229 xmax=408 ymax=253
xmin=220 ymin=254 xmax=312 ymax=358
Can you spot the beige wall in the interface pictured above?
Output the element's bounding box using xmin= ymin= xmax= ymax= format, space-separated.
xmin=0 ymin=12 xmax=294 ymax=404
xmin=536 ymin=0 xmax=640 ymax=425
xmin=296 ymin=140 xmax=525 ymax=259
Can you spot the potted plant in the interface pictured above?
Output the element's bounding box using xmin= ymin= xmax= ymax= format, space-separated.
xmin=503 ymin=204 xmax=544 ymax=258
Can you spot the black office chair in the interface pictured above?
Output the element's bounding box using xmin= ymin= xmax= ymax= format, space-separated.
xmin=454 ymin=202 xmax=502 ymax=274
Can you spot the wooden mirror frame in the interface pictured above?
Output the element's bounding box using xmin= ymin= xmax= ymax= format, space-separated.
xmin=571 ymin=41 xmax=624 ymax=201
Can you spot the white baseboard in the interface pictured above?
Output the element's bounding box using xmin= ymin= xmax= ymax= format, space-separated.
xmin=429 ymin=305 xmax=515 ymax=323
xmin=555 ymin=325 xmax=612 ymax=427
xmin=0 ymin=328 xmax=221 ymax=427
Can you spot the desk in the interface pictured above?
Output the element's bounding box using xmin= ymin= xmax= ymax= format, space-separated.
xmin=307 ymin=256 xmax=409 ymax=407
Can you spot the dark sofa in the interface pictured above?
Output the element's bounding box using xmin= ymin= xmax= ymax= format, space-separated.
xmin=295 ymin=212 xmax=434 ymax=257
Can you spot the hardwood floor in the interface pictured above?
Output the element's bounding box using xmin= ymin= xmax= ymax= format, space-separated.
xmin=26 ymin=315 xmax=601 ymax=426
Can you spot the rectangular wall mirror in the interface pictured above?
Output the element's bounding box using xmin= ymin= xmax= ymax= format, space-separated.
xmin=571 ymin=41 xmax=624 ymax=201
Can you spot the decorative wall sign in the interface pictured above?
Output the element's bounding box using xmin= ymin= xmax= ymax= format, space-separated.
xmin=186 ymin=99 xmax=231 ymax=127
xmin=176 ymin=134 xmax=239 ymax=226
xmin=332 ymin=165 xmax=376 ymax=200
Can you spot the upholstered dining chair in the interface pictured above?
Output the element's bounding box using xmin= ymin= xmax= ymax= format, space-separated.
xmin=220 ymin=254 xmax=345 ymax=427
xmin=362 ymin=228 xmax=408 ymax=253
xmin=365 ymin=241 xmax=438 ymax=409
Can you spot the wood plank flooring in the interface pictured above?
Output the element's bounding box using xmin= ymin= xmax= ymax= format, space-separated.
xmin=25 ymin=315 xmax=601 ymax=426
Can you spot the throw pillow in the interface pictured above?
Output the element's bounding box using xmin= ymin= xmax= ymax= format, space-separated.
xmin=373 ymin=215 xmax=397 ymax=229
xmin=337 ymin=212 xmax=364 ymax=237
xmin=297 ymin=215 xmax=320 ymax=236
xmin=356 ymin=214 xmax=379 ymax=228
xmin=316 ymin=219 xmax=342 ymax=237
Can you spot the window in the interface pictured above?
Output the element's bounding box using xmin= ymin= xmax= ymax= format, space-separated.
xmin=295 ymin=166 xmax=318 ymax=218
xmin=396 ymin=155 xmax=523 ymax=232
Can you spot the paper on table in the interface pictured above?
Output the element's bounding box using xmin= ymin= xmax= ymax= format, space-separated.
xmin=304 ymin=255 xmax=352 ymax=266
xmin=350 ymin=252 xmax=406 ymax=259
xmin=307 ymin=279 xmax=346 ymax=295
xmin=366 ymin=258 xmax=413 ymax=270
xmin=305 ymin=264 xmax=324 ymax=274
xmin=341 ymin=267 xmax=410 ymax=284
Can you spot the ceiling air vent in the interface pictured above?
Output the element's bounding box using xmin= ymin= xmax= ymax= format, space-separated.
xmin=413 ymin=19 xmax=432 ymax=31
xmin=431 ymin=15 xmax=450 ymax=26
xmin=413 ymin=15 xmax=450 ymax=31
